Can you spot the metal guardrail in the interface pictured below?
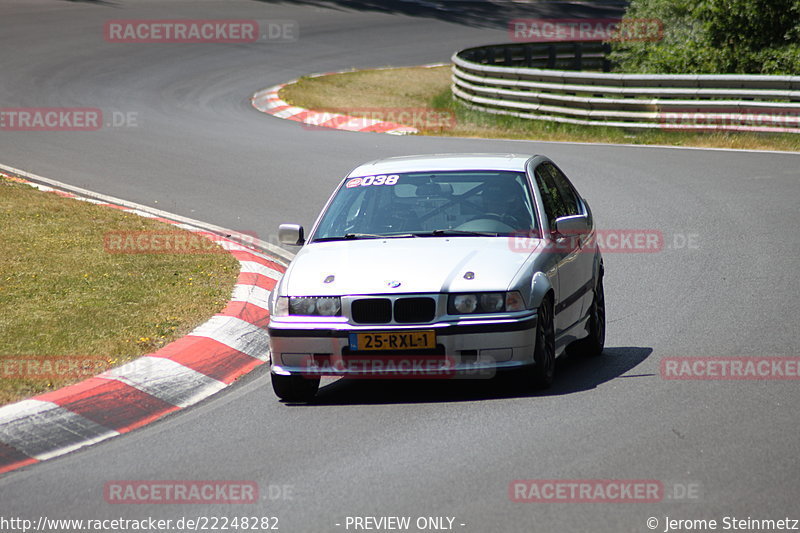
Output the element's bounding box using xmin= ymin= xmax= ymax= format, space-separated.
xmin=451 ymin=42 xmax=800 ymax=133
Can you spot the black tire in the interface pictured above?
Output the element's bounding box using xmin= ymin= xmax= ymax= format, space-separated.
xmin=271 ymin=372 xmax=320 ymax=402
xmin=572 ymin=276 xmax=605 ymax=357
xmin=517 ymin=298 xmax=555 ymax=390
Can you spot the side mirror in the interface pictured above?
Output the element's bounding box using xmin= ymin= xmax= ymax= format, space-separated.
xmin=554 ymin=214 xmax=589 ymax=236
xmin=278 ymin=223 xmax=305 ymax=246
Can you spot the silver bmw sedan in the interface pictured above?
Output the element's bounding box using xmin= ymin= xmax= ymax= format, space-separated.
xmin=267 ymin=154 xmax=605 ymax=401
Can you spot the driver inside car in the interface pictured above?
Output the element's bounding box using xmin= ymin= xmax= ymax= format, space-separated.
xmin=479 ymin=178 xmax=533 ymax=231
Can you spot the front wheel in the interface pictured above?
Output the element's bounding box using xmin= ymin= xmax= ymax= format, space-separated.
xmin=271 ymin=372 xmax=320 ymax=402
xmin=571 ymin=276 xmax=605 ymax=357
xmin=517 ymin=299 xmax=555 ymax=390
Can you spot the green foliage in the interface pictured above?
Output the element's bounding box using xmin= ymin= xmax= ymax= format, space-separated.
xmin=609 ymin=0 xmax=800 ymax=74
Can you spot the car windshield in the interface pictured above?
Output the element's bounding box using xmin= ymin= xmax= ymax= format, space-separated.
xmin=311 ymin=170 xmax=538 ymax=241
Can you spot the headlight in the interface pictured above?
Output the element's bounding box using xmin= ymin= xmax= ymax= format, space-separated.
xmin=448 ymin=291 xmax=526 ymax=314
xmin=315 ymin=297 xmax=342 ymax=316
xmin=452 ymin=294 xmax=478 ymax=313
xmin=288 ymin=296 xmax=341 ymax=316
xmin=291 ymin=297 xmax=318 ymax=315
xmin=480 ymin=293 xmax=504 ymax=312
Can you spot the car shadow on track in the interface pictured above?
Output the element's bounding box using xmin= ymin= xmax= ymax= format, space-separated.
xmin=292 ymin=346 xmax=653 ymax=406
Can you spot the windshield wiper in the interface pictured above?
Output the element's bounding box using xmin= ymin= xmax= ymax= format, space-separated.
xmin=425 ymin=229 xmax=500 ymax=237
xmin=314 ymin=230 xmax=497 ymax=242
xmin=345 ymin=233 xmax=419 ymax=239
xmin=313 ymin=233 xmax=417 ymax=242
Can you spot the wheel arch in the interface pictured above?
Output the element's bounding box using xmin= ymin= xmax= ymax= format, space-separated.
xmin=529 ymin=271 xmax=555 ymax=311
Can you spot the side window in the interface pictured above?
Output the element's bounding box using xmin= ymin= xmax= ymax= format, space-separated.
xmin=545 ymin=163 xmax=581 ymax=217
xmin=534 ymin=164 xmax=567 ymax=229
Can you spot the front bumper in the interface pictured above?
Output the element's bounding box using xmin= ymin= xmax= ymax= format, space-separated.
xmin=268 ymin=313 xmax=537 ymax=378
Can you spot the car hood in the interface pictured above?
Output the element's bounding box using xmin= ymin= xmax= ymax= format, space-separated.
xmin=282 ymin=237 xmax=541 ymax=296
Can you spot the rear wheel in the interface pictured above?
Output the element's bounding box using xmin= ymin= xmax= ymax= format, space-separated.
xmin=271 ymin=372 xmax=320 ymax=402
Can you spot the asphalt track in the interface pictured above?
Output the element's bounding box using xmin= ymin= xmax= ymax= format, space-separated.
xmin=1 ymin=1 xmax=799 ymax=532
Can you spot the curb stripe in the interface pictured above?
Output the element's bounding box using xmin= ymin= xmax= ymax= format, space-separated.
xmin=251 ymin=82 xmax=420 ymax=135
xmin=38 ymin=378 xmax=180 ymax=433
xmin=287 ymin=109 xmax=315 ymax=122
xmin=218 ymin=301 xmax=271 ymax=328
xmin=240 ymin=260 xmax=283 ymax=280
xmin=231 ymin=251 xmax=285 ymax=273
xmin=0 ymin=400 xmax=120 ymax=461
xmin=0 ymin=444 xmax=37 ymax=475
xmin=273 ymin=106 xmax=308 ymax=119
xmin=187 ymin=315 xmax=270 ymax=361
xmin=237 ymin=272 xmax=278 ymax=291
xmin=230 ymin=284 xmax=272 ymax=312
xmin=151 ymin=337 xmax=262 ymax=384
xmin=99 ymin=357 xmax=227 ymax=409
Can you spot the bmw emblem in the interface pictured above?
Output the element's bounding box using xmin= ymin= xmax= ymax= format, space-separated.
xmin=387 ymin=281 xmax=402 ymax=288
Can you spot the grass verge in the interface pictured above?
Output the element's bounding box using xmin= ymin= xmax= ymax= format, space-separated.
xmin=280 ymin=65 xmax=800 ymax=152
xmin=0 ymin=174 xmax=239 ymax=405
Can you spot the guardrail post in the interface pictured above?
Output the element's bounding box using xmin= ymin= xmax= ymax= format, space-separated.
xmin=572 ymin=43 xmax=583 ymax=71
xmin=547 ymin=45 xmax=556 ymax=69
xmin=602 ymin=43 xmax=612 ymax=72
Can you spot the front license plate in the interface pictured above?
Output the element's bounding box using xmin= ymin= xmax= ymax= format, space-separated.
xmin=349 ymin=331 xmax=436 ymax=351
